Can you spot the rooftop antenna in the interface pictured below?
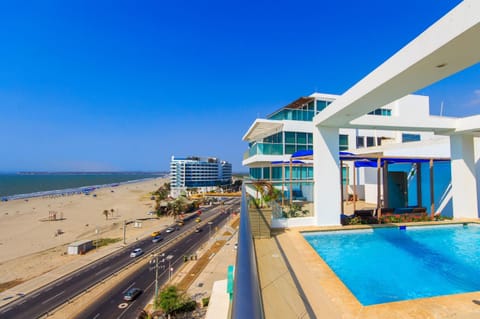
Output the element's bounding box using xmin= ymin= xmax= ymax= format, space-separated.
xmin=440 ymin=101 xmax=444 ymax=116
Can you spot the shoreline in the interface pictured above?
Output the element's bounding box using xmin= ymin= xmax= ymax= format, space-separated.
xmin=1 ymin=175 xmax=167 ymax=201
xmin=0 ymin=177 xmax=168 ymax=269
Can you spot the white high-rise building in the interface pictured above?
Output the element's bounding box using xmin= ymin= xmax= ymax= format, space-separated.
xmin=170 ymin=156 xmax=232 ymax=197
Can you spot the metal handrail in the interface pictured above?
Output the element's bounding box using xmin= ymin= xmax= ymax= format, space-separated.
xmin=231 ymin=184 xmax=264 ymax=319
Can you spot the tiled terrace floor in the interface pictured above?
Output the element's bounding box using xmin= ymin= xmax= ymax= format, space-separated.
xmin=255 ymin=220 xmax=480 ymax=319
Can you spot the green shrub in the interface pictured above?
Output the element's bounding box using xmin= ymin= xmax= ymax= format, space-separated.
xmin=202 ymin=297 xmax=210 ymax=307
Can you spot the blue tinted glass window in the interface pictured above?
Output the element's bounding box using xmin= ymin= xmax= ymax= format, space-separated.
xmin=250 ymin=168 xmax=262 ymax=179
xmin=297 ymin=132 xmax=307 ymax=144
xmin=307 ymin=133 xmax=313 ymax=144
xmin=342 ymin=167 xmax=348 ymax=185
xmin=316 ymin=100 xmax=328 ymax=112
xmin=285 ymin=144 xmax=296 ymax=154
xmin=368 ymin=108 xmax=392 ymax=116
xmin=263 ymin=167 xmax=270 ymax=180
xmin=272 ymin=167 xmax=282 ymax=180
xmin=339 ymin=134 xmax=349 ymax=151
xmin=285 ymin=132 xmax=295 ymax=143
xmin=402 ymin=133 xmax=421 ymax=143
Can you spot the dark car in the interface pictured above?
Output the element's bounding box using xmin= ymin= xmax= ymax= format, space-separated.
xmin=152 ymin=235 xmax=162 ymax=243
xmin=123 ymin=287 xmax=142 ymax=301
xmin=195 ymin=227 xmax=202 ymax=233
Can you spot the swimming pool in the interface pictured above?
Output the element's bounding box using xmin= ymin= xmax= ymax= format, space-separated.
xmin=303 ymin=224 xmax=480 ymax=305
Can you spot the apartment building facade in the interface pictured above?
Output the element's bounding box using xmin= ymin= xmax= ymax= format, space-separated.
xmin=170 ymin=156 xmax=232 ymax=197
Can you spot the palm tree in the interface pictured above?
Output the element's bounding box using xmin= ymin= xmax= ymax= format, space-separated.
xmin=165 ymin=196 xmax=188 ymax=221
xmin=103 ymin=209 xmax=109 ymax=220
xmin=252 ymin=181 xmax=281 ymax=207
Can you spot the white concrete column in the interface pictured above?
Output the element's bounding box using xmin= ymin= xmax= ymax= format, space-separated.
xmin=449 ymin=134 xmax=479 ymax=219
xmin=475 ymin=137 xmax=480 ymax=215
xmin=313 ymin=125 xmax=341 ymax=226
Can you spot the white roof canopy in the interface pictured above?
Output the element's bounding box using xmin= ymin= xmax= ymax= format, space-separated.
xmin=314 ymin=0 xmax=480 ymax=136
xmin=242 ymin=119 xmax=283 ymax=142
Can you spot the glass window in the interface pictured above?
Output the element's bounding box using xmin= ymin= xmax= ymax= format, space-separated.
xmin=368 ymin=108 xmax=392 ymax=116
xmin=264 ymin=132 xmax=282 ymax=144
xmin=402 ymin=133 xmax=421 ymax=143
xmin=296 ymin=132 xmax=307 ymax=144
xmin=249 ymin=168 xmax=262 ymax=179
xmin=316 ymin=100 xmax=328 ymax=112
xmin=366 ymin=136 xmax=375 ymax=147
xmin=272 ymin=167 xmax=283 ymax=180
xmin=339 ymin=134 xmax=349 ymax=151
xmin=342 ymin=167 xmax=348 ymax=185
xmin=285 ymin=132 xmax=295 ymax=144
xmin=306 ymin=167 xmax=313 ymax=179
xmin=356 ymin=136 xmax=364 ymax=148
xmin=285 ymin=144 xmax=296 ymax=154
xmin=307 ymin=101 xmax=315 ymax=111
xmin=263 ymin=167 xmax=270 ymax=180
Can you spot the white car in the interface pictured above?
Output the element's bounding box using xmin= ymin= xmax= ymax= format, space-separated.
xmin=130 ymin=248 xmax=143 ymax=257
xmin=165 ymin=227 xmax=175 ymax=233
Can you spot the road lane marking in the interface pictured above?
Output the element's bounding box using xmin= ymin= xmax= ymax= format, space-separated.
xmin=118 ymin=300 xmax=136 ymax=319
xmin=93 ymin=313 xmax=101 ymax=319
xmin=41 ymin=291 xmax=65 ymax=305
xmin=95 ymin=266 xmax=111 ymax=276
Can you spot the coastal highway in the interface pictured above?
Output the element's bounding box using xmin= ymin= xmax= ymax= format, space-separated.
xmin=0 ymin=199 xmax=239 ymax=319
xmin=74 ymin=203 xmax=236 ymax=319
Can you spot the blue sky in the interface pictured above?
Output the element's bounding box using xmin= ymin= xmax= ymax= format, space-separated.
xmin=0 ymin=0 xmax=477 ymax=172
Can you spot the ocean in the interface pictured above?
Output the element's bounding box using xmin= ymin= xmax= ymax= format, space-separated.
xmin=0 ymin=172 xmax=165 ymax=199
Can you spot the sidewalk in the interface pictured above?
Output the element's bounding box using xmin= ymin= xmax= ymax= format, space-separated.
xmin=186 ymin=232 xmax=237 ymax=303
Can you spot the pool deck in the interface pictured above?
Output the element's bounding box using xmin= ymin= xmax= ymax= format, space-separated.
xmin=255 ymin=219 xmax=480 ymax=319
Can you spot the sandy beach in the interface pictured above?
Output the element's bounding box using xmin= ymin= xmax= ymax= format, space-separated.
xmin=0 ymin=177 xmax=171 ymax=286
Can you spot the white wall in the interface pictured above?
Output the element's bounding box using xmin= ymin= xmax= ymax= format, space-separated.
xmin=450 ymin=134 xmax=479 ymax=218
xmin=313 ymin=126 xmax=342 ymax=226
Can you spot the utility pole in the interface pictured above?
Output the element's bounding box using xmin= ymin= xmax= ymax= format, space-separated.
xmin=150 ymin=252 xmax=165 ymax=311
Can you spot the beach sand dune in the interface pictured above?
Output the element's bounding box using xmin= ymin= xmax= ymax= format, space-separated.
xmin=0 ymin=177 xmax=171 ymax=285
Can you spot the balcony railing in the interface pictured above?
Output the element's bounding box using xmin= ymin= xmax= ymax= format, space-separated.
xmin=244 ymin=143 xmax=284 ymax=159
xmin=231 ymin=185 xmax=264 ymax=319
xmin=268 ymin=108 xmax=316 ymax=121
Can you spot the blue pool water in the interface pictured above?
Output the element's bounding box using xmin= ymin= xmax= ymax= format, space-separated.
xmin=303 ymin=224 xmax=480 ymax=305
